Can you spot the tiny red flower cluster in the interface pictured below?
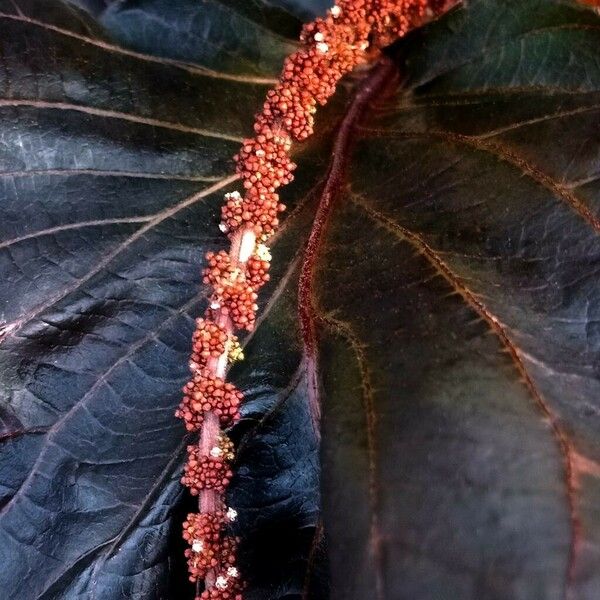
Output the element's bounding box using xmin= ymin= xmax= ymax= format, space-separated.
xmin=199 ymin=584 xmax=243 ymax=600
xmin=182 ymin=436 xmax=235 ymax=495
xmin=178 ymin=1 xmax=449 ymax=598
xmin=182 ymin=450 xmax=230 ymax=494
xmin=183 ymin=510 xmax=243 ymax=598
xmin=246 ymin=253 xmax=271 ymax=289
xmin=190 ymin=318 xmax=228 ymax=365
xmin=176 ymin=370 xmax=242 ymax=432
xmin=203 ymin=251 xmax=237 ymax=288
xmin=203 ymin=251 xmax=266 ymax=331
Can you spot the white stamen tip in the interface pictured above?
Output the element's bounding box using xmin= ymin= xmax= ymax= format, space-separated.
xmin=210 ymin=301 xmax=221 ymax=310
xmin=210 ymin=446 xmax=223 ymax=457
xmin=219 ymin=223 xmax=229 ymax=233
xmin=226 ymin=507 xmax=238 ymax=522
xmin=314 ymin=32 xmax=325 ymax=42
xmin=330 ymin=5 xmax=341 ymax=17
xmin=215 ymin=576 xmax=228 ymax=590
xmin=192 ymin=540 xmax=204 ymax=552
xmin=316 ymin=42 xmax=329 ymax=54
xmin=256 ymin=243 xmax=272 ymax=262
xmin=227 ymin=567 xmax=239 ymax=578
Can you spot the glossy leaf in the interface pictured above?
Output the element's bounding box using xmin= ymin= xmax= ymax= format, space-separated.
xmin=315 ymin=1 xmax=600 ymax=599
xmin=0 ymin=0 xmax=327 ymax=597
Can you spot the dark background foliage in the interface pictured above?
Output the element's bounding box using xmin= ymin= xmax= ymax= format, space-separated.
xmin=1 ymin=1 xmax=600 ymax=599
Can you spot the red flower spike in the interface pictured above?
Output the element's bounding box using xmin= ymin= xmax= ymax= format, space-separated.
xmin=181 ymin=1 xmax=454 ymax=596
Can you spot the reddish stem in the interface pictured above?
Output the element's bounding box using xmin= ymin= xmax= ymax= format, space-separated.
xmin=298 ymin=56 xmax=399 ymax=423
xmin=196 ymin=227 xmax=255 ymax=594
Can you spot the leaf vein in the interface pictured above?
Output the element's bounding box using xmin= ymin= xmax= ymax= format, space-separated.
xmin=317 ymin=313 xmax=385 ymax=600
xmin=0 ymin=100 xmax=243 ymax=143
xmin=0 ymin=292 xmax=203 ymax=520
xmin=351 ymin=194 xmax=581 ymax=596
xmin=0 ymin=12 xmax=278 ymax=85
xmin=361 ymin=127 xmax=600 ymax=234
xmin=0 ymin=168 xmax=223 ymax=182
xmin=0 ymin=174 xmax=238 ymax=341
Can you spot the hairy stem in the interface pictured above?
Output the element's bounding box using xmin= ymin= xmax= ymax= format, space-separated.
xmin=298 ymin=56 xmax=399 ymax=425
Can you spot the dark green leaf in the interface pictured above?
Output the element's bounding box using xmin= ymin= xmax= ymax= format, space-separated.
xmin=97 ymin=0 xmax=297 ymax=75
xmin=0 ymin=0 xmax=329 ymax=597
xmin=315 ymin=1 xmax=600 ymax=598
